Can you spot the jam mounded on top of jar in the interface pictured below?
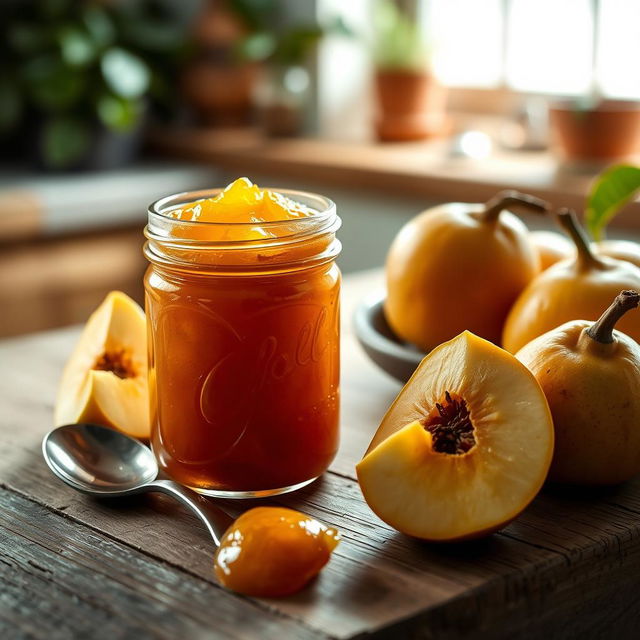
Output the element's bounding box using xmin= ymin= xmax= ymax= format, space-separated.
xmin=164 ymin=177 xmax=316 ymax=243
xmin=146 ymin=178 xmax=341 ymax=496
xmin=168 ymin=177 xmax=315 ymax=224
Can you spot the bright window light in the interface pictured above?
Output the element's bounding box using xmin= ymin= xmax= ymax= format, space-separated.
xmin=506 ymin=0 xmax=594 ymax=95
xmin=596 ymin=0 xmax=640 ymax=98
xmin=428 ymin=0 xmax=504 ymax=87
xmin=316 ymin=0 xmax=640 ymax=116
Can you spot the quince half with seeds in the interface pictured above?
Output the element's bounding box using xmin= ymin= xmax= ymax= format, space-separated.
xmin=357 ymin=331 xmax=554 ymax=542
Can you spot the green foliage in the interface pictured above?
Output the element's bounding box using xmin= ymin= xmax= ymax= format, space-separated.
xmin=372 ymin=0 xmax=430 ymax=71
xmin=229 ymin=0 xmax=351 ymax=67
xmin=226 ymin=0 xmax=274 ymax=33
xmin=0 ymin=78 xmax=22 ymax=132
xmin=97 ymin=94 xmax=142 ymax=132
xmin=101 ymin=48 xmax=150 ymax=99
xmin=586 ymin=164 xmax=640 ymax=241
xmin=269 ymin=26 xmax=325 ymax=66
xmin=22 ymin=55 xmax=87 ymax=109
xmin=0 ymin=0 xmax=192 ymax=168
xmin=41 ymin=115 xmax=91 ymax=168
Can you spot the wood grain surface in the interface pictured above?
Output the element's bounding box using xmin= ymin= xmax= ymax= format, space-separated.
xmin=1 ymin=269 xmax=640 ymax=639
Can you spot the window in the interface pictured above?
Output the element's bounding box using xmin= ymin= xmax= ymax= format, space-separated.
xmin=597 ymin=0 xmax=640 ymax=98
xmin=426 ymin=0 xmax=505 ymax=88
xmin=426 ymin=0 xmax=640 ymax=98
xmin=315 ymin=0 xmax=640 ymax=138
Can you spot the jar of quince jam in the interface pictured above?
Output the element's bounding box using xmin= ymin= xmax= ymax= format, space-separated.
xmin=144 ymin=179 xmax=341 ymax=497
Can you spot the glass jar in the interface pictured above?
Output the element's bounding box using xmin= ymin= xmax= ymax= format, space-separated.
xmin=144 ymin=188 xmax=341 ymax=497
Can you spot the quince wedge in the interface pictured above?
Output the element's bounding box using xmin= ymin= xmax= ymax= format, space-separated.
xmin=54 ymin=291 xmax=150 ymax=439
xmin=357 ymin=331 xmax=554 ymax=542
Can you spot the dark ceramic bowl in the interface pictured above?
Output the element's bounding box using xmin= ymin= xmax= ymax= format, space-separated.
xmin=353 ymin=292 xmax=427 ymax=383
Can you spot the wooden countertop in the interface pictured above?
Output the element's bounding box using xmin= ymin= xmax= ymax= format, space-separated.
xmin=151 ymin=127 xmax=640 ymax=230
xmin=2 ymin=269 xmax=640 ymax=639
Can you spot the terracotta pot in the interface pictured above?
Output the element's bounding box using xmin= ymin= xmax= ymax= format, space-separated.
xmin=374 ymin=70 xmax=448 ymax=142
xmin=181 ymin=61 xmax=259 ymax=126
xmin=549 ymin=100 xmax=640 ymax=161
xmin=180 ymin=0 xmax=259 ymax=126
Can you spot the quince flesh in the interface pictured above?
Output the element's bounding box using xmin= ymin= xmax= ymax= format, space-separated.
xmin=54 ymin=291 xmax=149 ymax=439
xmin=357 ymin=331 xmax=553 ymax=541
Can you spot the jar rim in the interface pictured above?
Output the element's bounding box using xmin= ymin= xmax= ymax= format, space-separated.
xmin=148 ymin=187 xmax=336 ymax=229
xmin=145 ymin=187 xmax=341 ymax=272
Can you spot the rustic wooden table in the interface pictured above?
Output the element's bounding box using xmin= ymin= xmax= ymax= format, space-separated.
xmin=1 ymin=269 xmax=640 ymax=640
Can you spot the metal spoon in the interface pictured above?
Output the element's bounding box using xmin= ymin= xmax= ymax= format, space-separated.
xmin=42 ymin=423 xmax=234 ymax=546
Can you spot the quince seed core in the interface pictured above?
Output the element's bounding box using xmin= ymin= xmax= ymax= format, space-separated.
xmin=93 ymin=349 xmax=136 ymax=379
xmin=421 ymin=391 xmax=476 ymax=455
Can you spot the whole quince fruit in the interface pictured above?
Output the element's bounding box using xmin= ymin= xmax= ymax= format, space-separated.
xmin=385 ymin=191 xmax=547 ymax=352
xmin=596 ymin=239 xmax=640 ymax=268
xmin=503 ymin=209 xmax=640 ymax=353
xmin=529 ymin=230 xmax=573 ymax=270
xmin=531 ymin=230 xmax=640 ymax=271
xmin=357 ymin=331 xmax=554 ymax=541
xmin=516 ymin=290 xmax=640 ymax=485
xmin=54 ymin=291 xmax=149 ymax=439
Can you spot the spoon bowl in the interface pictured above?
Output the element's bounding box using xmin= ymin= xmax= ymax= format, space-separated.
xmin=43 ymin=423 xmax=158 ymax=495
xmin=42 ymin=423 xmax=234 ymax=545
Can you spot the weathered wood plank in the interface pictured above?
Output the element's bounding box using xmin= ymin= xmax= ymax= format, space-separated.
xmin=0 ymin=341 xmax=635 ymax=639
xmin=1 ymin=427 xmax=544 ymax=638
xmin=269 ymin=475 xmax=640 ymax=639
xmin=0 ymin=489 xmax=319 ymax=640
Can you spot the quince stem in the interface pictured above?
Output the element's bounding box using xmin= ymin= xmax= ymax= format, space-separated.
xmin=586 ymin=290 xmax=640 ymax=344
xmin=556 ymin=208 xmax=604 ymax=271
xmin=482 ymin=190 xmax=549 ymax=223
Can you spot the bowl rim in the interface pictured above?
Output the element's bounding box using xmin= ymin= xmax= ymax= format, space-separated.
xmin=353 ymin=291 xmax=426 ymax=366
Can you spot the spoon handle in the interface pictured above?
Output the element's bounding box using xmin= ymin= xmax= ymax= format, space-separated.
xmin=145 ymin=479 xmax=234 ymax=546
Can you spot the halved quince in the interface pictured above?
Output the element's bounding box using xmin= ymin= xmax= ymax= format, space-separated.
xmin=54 ymin=291 xmax=149 ymax=439
xmin=357 ymin=331 xmax=553 ymax=541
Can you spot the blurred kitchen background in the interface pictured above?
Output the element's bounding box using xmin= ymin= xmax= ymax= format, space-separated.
xmin=2 ymin=0 xmax=640 ymax=337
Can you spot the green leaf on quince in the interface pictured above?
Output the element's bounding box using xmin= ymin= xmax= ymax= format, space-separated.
xmin=586 ymin=164 xmax=640 ymax=241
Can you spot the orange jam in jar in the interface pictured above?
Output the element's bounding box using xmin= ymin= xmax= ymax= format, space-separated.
xmin=144 ymin=179 xmax=341 ymax=497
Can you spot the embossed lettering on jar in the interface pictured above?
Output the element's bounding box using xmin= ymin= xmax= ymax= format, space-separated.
xmin=144 ymin=182 xmax=341 ymax=497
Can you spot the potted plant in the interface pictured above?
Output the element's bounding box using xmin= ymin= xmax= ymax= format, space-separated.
xmin=0 ymin=0 xmax=190 ymax=171
xmin=549 ymin=97 xmax=640 ymax=165
xmin=371 ymin=0 xmax=447 ymax=142
xmin=180 ymin=0 xmax=266 ymax=127
xmin=181 ymin=0 xmax=347 ymax=135
xmin=234 ymin=3 xmax=350 ymax=137
xmin=244 ymin=26 xmax=325 ymax=137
